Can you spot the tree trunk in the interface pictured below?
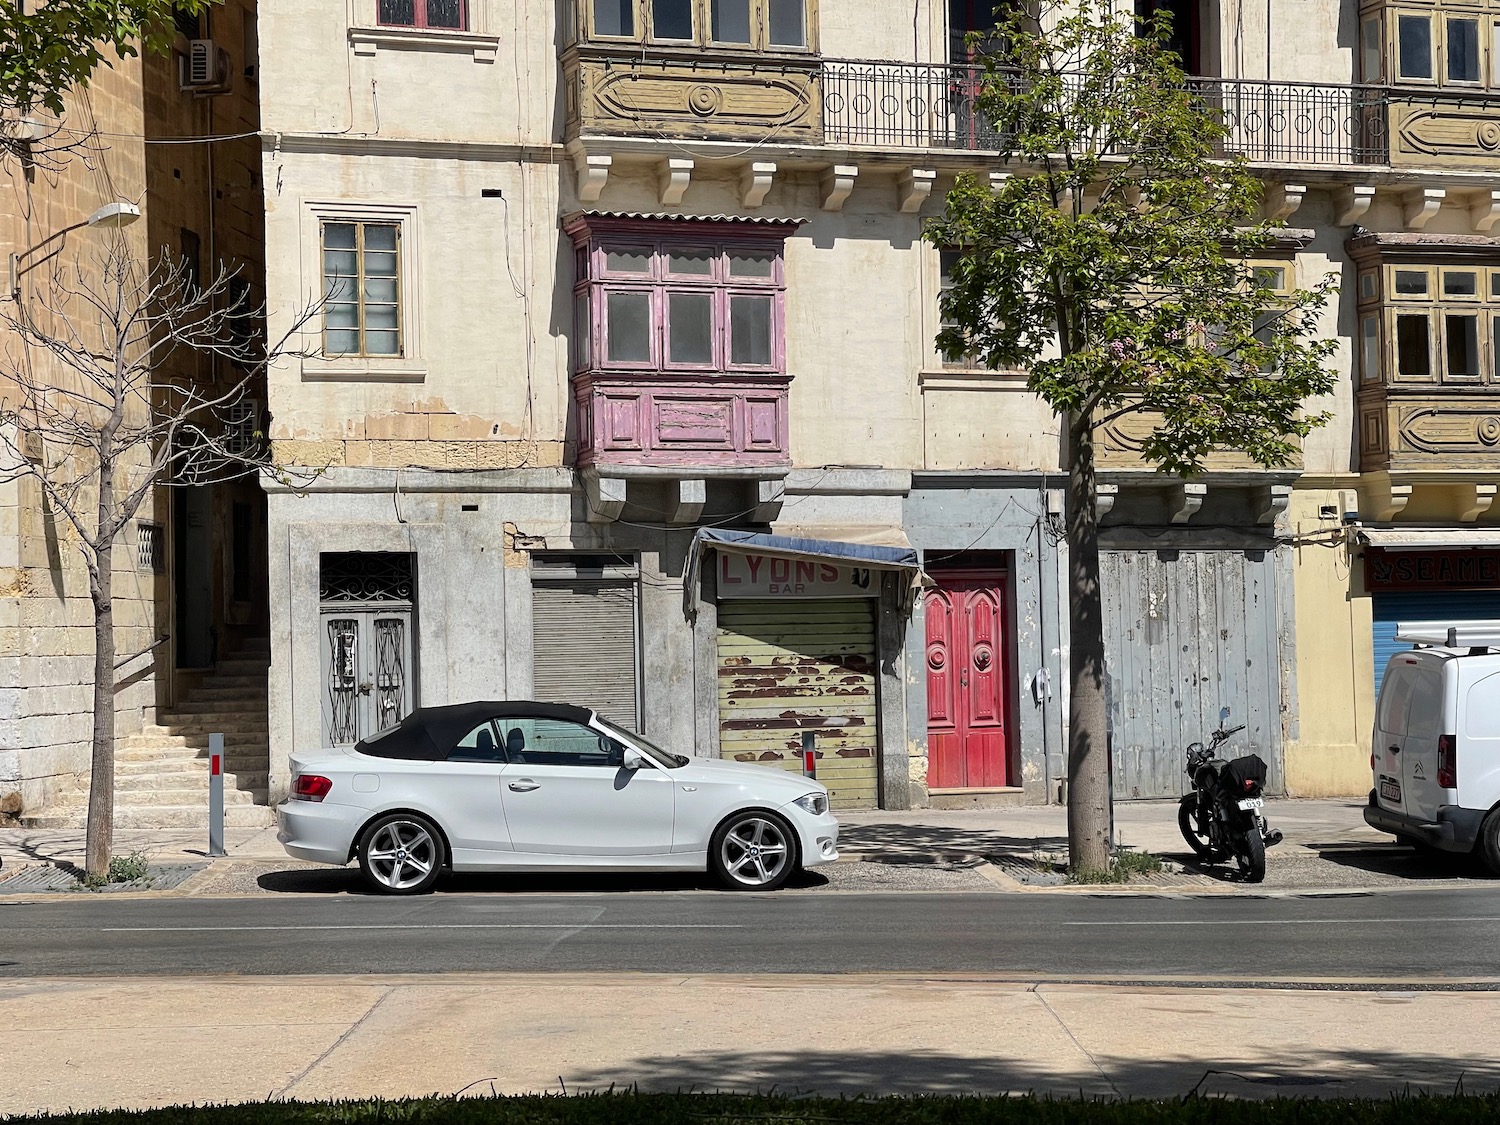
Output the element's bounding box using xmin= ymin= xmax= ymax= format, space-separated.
xmin=84 ymin=476 xmax=116 ymax=880
xmin=1065 ymin=411 xmax=1112 ymax=875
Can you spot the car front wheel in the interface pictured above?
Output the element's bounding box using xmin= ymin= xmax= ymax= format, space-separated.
xmin=710 ymin=810 xmax=797 ymax=892
xmin=358 ymin=812 xmax=445 ymax=895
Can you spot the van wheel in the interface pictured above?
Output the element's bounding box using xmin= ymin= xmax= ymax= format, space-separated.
xmin=1478 ymin=811 xmax=1500 ymax=877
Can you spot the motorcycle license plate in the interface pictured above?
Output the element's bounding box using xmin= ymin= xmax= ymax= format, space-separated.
xmin=1237 ymin=797 xmax=1264 ymax=811
xmin=1380 ymin=777 xmax=1402 ymax=803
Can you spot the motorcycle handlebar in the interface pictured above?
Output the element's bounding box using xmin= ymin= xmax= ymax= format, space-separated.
xmin=1214 ymin=724 xmax=1247 ymax=740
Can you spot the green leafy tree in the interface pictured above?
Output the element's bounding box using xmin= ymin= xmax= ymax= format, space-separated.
xmin=0 ymin=0 xmax=217 ymax=115
xmin=927 ymin=0 xmax=1337 ymax=874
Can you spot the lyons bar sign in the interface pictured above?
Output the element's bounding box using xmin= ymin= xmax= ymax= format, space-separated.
xmin=717 ymin=552 xmax=876 ymax=599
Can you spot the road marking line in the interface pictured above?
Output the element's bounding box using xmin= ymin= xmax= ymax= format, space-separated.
xmin=101 ymin=924 xmax=743 ymax=932
xmin=1064 ymin=917 xmax=1500 ymax=927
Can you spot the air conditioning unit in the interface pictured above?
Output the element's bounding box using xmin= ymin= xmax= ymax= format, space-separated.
xmin=180 ymin=39 xmax=232 ymax=93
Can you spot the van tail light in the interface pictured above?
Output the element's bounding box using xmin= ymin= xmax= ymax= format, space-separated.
xmin=1370 ymin=753 xmax=1376 ymax=771
xmin=1438 ymin=736 xmax=1457 ymax=790
xmin=292 ymin=774 xmax=333 ymax=802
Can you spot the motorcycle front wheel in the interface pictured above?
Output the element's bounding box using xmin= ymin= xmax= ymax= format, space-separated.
xmin=1235 ymin=828 xmax=1266 ymax=883
xmin=1177 ymin=796 xmax=1213 ymax=858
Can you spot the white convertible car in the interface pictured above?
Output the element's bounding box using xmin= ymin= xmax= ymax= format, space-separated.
xmin=277 ymin=701 xmax=840 ymax=894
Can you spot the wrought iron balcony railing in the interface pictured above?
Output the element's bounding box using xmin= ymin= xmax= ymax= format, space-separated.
xmin=820 ymin=60 xmax=1391 ymax=165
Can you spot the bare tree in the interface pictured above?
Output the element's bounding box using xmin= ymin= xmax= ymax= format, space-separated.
xmin=0 ymin=240 xmax=317 ymax=879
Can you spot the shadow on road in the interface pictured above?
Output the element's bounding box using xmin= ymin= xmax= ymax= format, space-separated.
xmin=562 ymin=1045 xmax=1500 ymax=1101
xmin=254 ymin=866 xmax=833 ymax=896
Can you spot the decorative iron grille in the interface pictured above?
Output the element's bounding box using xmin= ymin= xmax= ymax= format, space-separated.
xmin=136 ymin=522 xmax=165 ymax=574
xmin=326 ymin=618 xmax=359 ymax=745
xmin=319 ymin=552 xmax=415 ymax=604
xmin=221 ymin=401 xmax=261 ymax=458
xmin=820 ymin=61 xmax=1390 ymax=165
xmin=374 ymin=618 xmax=408 ymax=732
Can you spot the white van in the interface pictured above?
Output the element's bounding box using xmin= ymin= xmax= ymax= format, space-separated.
xmin=1363 ymin=622 xmax=1500 ymax=872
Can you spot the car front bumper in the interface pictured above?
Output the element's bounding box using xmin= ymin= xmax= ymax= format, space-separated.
xmin=782 ymin=804 xmax=839 ymax=868
xmin=277 ymin=800 xmax=360 ymax=866
xmin=1362 ymin=790 xmax=1483 ymax=853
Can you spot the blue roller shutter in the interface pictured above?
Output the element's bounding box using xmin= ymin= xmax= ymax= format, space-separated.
xmin=1371 ymin=591 xmax=1500 ymax=697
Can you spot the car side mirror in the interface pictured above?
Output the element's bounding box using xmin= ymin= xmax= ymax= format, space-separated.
xmin=621 ymin=748 xmax=647 ymax=770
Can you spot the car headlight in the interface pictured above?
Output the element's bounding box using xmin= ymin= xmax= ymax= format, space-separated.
xmin=793 ymin=792 xmax=828 ymax=816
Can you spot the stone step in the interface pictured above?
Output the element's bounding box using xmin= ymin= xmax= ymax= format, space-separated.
xmin=117 ymin=745 xmax=267 ymax=763
xmin=122 ymin=734 xmax=268 ymax=752
xmin=188 ymin=685 xmax=268 ymax=701
xmin=114 ymin=767 xmax=269 ymax=790
xmin=141 ymin=722 xmax=268 ymax=737
xmin=213 ymin=658 xmax=270 ymax=674
xmin=115 ymin=754 xmax=267 ymax=773
xmin=22 ymin=804 xmax=277 ymax=830
xmin=115 ymin=786 xmax=261 ymax=807
xmin=192 ymin=675 xmax=267 ymax=690
xmin=161 ymin=699 xmax=267 ymax=715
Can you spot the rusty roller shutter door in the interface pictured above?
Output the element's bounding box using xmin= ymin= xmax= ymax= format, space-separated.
xmin=532 ymin=580 xmax=639 ymax=729
xmin=715 ymin=598 xmax=878 ymax=809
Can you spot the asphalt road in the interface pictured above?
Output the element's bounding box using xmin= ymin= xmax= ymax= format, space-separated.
xmin=4 ymin=886 xmax=1500 ymax=983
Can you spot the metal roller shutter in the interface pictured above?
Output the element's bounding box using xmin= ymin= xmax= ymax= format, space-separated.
xmin=532 ymin=580 xmax=639 ymax=728
xmin=715 ymin=598 xmax=879 ymax=809
xmin=1372 ymin=591 xmax=1500 ymax=697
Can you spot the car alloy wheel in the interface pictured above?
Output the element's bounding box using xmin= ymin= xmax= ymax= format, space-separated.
xmin=359 ymin=814 xmax=443 ymax=894
xmin=714 ymin=812 xmax=794 ymax=890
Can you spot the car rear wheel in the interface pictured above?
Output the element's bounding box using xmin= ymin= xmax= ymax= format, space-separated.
xmin=358 ymin=812 xmax=444 ymax=895
xmin=710 ymin=810 xmax=797 ymax=892
xmin=1478 ymin=810 xmax=1500 ymax=876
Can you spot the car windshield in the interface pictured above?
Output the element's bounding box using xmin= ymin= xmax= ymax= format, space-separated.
xmin=596 ymin=717 xmax=690 ymax=768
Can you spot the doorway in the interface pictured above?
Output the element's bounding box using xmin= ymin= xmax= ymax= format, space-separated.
xmin=924 ymin=568 xmax=1016 ymax=789
xmin=318 ymin=552 xmax=417 ymax=746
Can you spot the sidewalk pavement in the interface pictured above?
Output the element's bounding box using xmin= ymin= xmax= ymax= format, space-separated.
xmin=0 ymin=797 xmax=1385 ymax=876
xmin=2 ymin=971 xmax=1497 ymax=1115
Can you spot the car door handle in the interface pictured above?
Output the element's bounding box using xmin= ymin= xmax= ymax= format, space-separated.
xmin=508 ymin=780 xmax=540 ymax=792
xmin=1389 ymin=745 xmax=1401 ymax=755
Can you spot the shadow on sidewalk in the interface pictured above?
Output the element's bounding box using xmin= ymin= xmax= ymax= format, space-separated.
xmin=563 ymin=1044 xmax=1500 ymax=1101
xmin=837 ymin=822 xmax=1067 ymax=863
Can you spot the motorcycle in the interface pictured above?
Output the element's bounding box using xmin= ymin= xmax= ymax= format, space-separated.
xmin=1177 ymin=708 xmax=1283 ymax=883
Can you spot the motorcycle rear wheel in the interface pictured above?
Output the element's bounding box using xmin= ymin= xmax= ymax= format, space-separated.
xmin=1177 ymin=796 xmax=1213 ymax=858
xmin=1236 ymin=828 xmax=1266 ymax=883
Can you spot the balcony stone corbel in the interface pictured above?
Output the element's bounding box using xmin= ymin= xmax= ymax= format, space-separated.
xmin=668 ymin=478 xmax=707 ymax=525
xmin=1257 ymin=483 xmax=1293 ymax=528
xmin=898 ymin=169 xmax=937 ymax=214
xmin=584 ymin=470 xmax=627 ymax=525
xmin=658 ymin=158 xmax=693 ymax=206
xmin=1470 ymin=190 xmax=1500 ymax=233
xmin=1169 ymin=482 xmax=1208 ymax=524
xmin=1095 ymin=483 xmax=1119 ymax=520
xmin=1123 ymin=183 xmax=1146 ymax=211
xmin=753 ymin=478 xmax=786 ymax=522
xmin=1335 ymin=184 xmax=1376 ymax=226
xmin=569 ymin=144 xmax=611 ymax=204
xmin=820 ymin=164 xmax=858 ymax=211
xmin=1369 ymin=481 xmax=1413 ymax=522
xmin=739 ymin=161 xmax=776 ymax=209
xmin=988 ymin=171 xmax=1011 ymax=195
xmin=1460 ymin=483 xmax=1499 ymax=523
xmin=1403 ymin=187 xmax=1445 ymax=231
xmin=1265 ymin=184 xmax=1307 ymax=222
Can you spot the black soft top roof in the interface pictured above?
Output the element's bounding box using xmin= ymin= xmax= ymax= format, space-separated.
xmin=356 ymin=700 xmax=596 ymax=761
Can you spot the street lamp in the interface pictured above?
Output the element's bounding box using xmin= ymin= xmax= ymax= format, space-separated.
xmin=8 ymin=201 xmax=142 ymax=299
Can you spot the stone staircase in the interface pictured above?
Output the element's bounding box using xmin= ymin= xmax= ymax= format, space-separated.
xmin=24 ymin=640 xmax=277 ymax=829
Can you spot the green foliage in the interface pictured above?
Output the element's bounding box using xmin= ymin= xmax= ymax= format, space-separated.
xmin=1067 ymin=847 xmax=1165 ymax=884
xmin=8 ymin=1092 xmax=1500 ymax=1124
xmin=74 ymin=851 xmax=151 ymax=889
xmin=926 ymin=0 xmax=1338 ymax=474
xmin=0 ymin=0 xmax=218 ymax=116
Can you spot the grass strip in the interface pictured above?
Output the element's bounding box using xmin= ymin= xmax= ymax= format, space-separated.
xmin=8 ymin=1091 xmax=1500 ymax=1125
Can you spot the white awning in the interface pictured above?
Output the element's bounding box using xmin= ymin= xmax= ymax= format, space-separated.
xmin=1359 ymin=529 xmax=1500 ymax=550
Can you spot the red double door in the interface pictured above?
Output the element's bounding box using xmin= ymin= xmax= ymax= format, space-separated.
xmin=924 ymin=571 xmax=1014 ymax=790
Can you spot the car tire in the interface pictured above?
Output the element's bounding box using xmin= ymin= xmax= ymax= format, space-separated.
xmin=358 ymin=812 xmax=445 ymax=895
xmin=1478 ymin=810 xmax=1500 ymax=876
xmin=709 ymin=809 xmax=798 ymax=892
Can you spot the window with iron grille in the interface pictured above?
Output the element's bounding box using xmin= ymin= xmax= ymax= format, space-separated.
xmin=222 ymin=401 xmax=261 ymax=457
xmin=378 ymin=0 xmax=467 ymax=29
xmin=137 ymin=522 xmax=165 ymax=574
xmin=322 ymin=221 xmax=402 ymax=357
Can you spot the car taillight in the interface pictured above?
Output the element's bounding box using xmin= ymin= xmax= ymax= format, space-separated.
xmin=292 ymin=774 xmax=332 ymax=802
xmin=1438 ymin=735 xmax=1456 ymax=789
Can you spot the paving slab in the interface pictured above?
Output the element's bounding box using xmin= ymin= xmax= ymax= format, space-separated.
xmin=2 ymin=973 xmax=1497 ymax=1116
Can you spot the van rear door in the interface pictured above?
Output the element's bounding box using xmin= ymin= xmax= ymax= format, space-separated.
xmin=1374 ymin=657 xmax=1417 ymax=816
xmin=1400 ymin=660 xmax=1446 ymax=824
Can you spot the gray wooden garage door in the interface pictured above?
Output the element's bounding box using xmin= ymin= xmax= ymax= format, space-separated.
xmin=1101 ymin=549 xmax=1285 ymax=800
